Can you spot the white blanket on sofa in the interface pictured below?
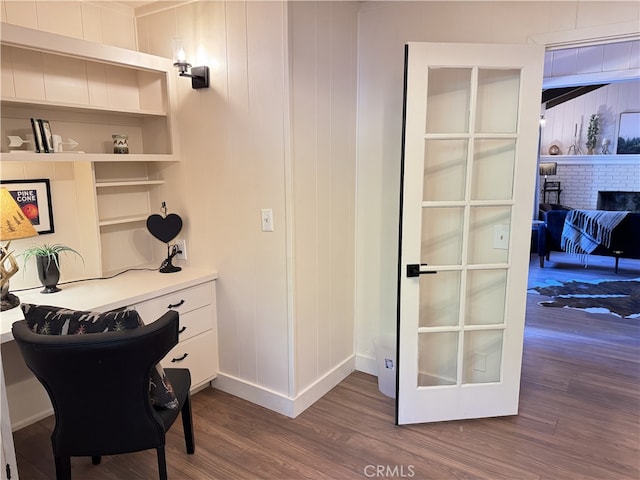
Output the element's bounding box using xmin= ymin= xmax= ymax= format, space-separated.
xmin=561 ymin=210 xmax=629 ymax=259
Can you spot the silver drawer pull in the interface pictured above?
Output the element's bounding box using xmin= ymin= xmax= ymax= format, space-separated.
xmin=178 ymin=326 xmax=187 ymax=334
xmin=167 ymin=299 xmax=185 ymax=309
xmin=171 ymin=353 xmax=189 ymax=362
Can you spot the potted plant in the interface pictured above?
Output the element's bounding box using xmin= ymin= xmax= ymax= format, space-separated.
xmin=21 ymin=244 xmax=84 ymax=293
xmin=586 ymin=114 xmax=599 ymax=154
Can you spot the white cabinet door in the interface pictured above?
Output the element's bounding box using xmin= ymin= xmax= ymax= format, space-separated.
xmin=397 ymin=42 xmax=544 ymax=424
xmin=1 ymin=354 xmax=19 ymax=479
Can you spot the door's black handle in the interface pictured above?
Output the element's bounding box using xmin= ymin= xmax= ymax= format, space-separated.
xmin=406 ymin=264 xmax=437 ymax=277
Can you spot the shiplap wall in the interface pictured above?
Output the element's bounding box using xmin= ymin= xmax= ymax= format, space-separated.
xmin=541 ymin=80 xmax=640 ymax=155
xmin=544 ymin=40 xmax=639 ymax=80
xmin=137 ymin=1 xmax=359 ymax=415
xmin=0 ymin=0 xmax=136 ymax=49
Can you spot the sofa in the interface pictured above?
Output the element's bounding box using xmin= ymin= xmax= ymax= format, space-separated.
xmin=537 ymin=204 xmax=640 ymax=272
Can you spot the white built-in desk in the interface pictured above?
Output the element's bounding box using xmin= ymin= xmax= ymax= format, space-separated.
xmin=0 ymin=268 xmax=218 ymax=480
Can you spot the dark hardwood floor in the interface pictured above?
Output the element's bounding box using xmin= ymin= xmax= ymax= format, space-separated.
xmin=12 ymin=254 xmax=640 ymax=479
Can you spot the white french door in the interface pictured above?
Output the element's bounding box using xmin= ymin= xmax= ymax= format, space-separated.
xmin=397 ymin=42 xmax=544 ymax=425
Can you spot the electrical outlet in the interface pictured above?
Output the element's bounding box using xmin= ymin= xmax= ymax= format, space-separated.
xmin=174 ymin=239 xmax=187 ymax=260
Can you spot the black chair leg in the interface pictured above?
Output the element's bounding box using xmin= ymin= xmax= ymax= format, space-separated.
xmin=55 ymin=455 xmax=71 ymax=480
xmin=157 ymin=447 xmax=168 ymax=480
xmin=92 ymin=456 xmax=101 ymax=465
xmin=181 ymin=393 xmax=195 ymax=454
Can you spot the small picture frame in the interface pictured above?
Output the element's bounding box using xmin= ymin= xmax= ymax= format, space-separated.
xmin=38 ymin=119 xmax=54 ymax=153
xmin=30 ymin=118 xmax=44 ymax=153
xmin=0 ymin=179 xmax=54 ymax=234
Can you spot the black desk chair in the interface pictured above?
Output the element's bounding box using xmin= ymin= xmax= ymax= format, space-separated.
xmin=11 ymin=310 xmax=194 ymax=480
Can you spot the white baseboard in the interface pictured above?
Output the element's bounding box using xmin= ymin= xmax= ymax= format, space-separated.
xmin=213 ymin=355 xmax=356 ymax=418
xmin=355 ymin=353 xmax=377 ymax=376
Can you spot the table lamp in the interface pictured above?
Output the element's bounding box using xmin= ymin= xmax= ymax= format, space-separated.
xmin=1 ymin=187 xmax=38 ymax=311
xmin=538 ymin=162 xmax=557 ymax=180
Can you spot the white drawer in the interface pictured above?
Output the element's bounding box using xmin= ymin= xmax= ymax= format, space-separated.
xmin=134 ymin=282 xmax=213 ymax=322
xmin=177 ymin=306 xmax=212 ymax=342
xmin=161 ymin=330 xmax=218 ymax=389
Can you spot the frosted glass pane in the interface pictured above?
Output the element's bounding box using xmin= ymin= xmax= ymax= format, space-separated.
xmin=423 ymin=139 xmax=468 ymax=201
xmin=426 ymin=68 xmax=471 ymax=134
xmin=471 ymin=139 xmax=516 ymax=200
xmin=462 ymin=330 xmax=503 ymax=384
xmin=464 ymin=269 xmax=507 ymax=325
xmin=475 ymin=69 xmax=520 ymax=133
xmin=419 ymin=270 xmax=461 ymax=327
xmin=421 ymin=207 xmax=464 ymax=265
xmin=418 ymin=332 xmax=458 ymax=386
xmin=467 ymin=206 xmax=511 ymax=264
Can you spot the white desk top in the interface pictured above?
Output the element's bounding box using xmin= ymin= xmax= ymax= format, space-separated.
xmin=0 ymin=268 xmax=217 ymax=343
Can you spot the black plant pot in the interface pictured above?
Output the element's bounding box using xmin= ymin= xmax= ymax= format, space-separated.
xmin=37 ymin=255 xmax=61 ymax=294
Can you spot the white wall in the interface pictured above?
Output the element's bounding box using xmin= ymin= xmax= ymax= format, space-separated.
xmin=1 ymin=0 xmax=137 ymax=49
xmin=354 ymin=1 xmax=640 ymax=373
xmin=136 ymin=0 xmax=359 ymax=415
xmin=289 ymin=2 xmax=358 ymax=395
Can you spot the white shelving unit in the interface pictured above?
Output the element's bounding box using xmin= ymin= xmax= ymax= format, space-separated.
xmin=0 ymin=22 xmax=181 ymax=276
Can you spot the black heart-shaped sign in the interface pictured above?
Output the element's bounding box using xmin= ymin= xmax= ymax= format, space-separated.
xmin=146 ymin=213 xmax=183 ymax=244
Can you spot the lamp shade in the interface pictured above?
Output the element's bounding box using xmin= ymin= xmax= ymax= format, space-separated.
xmin=538 ymin=162 xmax=557 ymax=176
xmin=0 ymin=187 xmax=38 ymax=240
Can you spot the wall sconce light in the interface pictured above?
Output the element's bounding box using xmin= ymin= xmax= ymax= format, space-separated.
xmin=172 ymin=37 xmax=209 ymax=90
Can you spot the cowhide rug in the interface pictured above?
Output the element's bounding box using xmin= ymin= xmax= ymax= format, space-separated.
xmin=528 ymin=278 xmax=640 ymax=319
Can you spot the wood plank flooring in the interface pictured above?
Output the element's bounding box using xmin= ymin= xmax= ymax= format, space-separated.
xmin=12 ymin=254 xmax=640 ymax=479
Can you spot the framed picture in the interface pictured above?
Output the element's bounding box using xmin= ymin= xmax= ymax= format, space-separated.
xmin=30 ymin=118 xmax=44 ymax=153
xmin=0 ymin=179 xmax=54 ymax=234
xmin=617 ymin=111 xmax=640 ymax=154
xmin=38 ymin=119 xmax=54 ymax=153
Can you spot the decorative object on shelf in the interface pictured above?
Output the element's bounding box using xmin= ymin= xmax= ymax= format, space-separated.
xmin=567 ymin=122 xmax=582 ymax=155
xmin=0 ymin=187 xmax=38 ymax=311
xmin=172 ymin=37 xmax=210 ymax=89
xmin=548 ymin=144 xmax=561 ymax=155
xmin=616 ymin=111 xmax=640 ymax=154
xmin=146 ymin=202 xmax=183 ymax=273
xmin=20 ymin=243 xmax=84 ymax=294
xmin=52 ymin=135 xmax=79 ymax=153
xmin=38 ymin=119 xmax=55 ymax=153
xmin=30 ymin=118 xmax=44 ymax=152
xmin=601 ymin=138 xmax=610 ymax=154
xmin=7 ymin=134 xmax=36 ymax=152
xmin=585 ymin=114 xmax=599 ymax=154
xmin=0 ymin=179 xmax=55 ymax=234
xmin=112 ymin=134 xmax=129 ymax=154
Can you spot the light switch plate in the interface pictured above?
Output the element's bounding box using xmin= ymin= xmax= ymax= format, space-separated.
xmin=493 ymin=224 xmax=510 ymax=250
xmin=261 ymin=209 xmax=274 ymax=232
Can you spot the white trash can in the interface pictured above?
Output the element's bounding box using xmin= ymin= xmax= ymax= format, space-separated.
xmin=373 ymin=335 xmax=396 ymax=398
